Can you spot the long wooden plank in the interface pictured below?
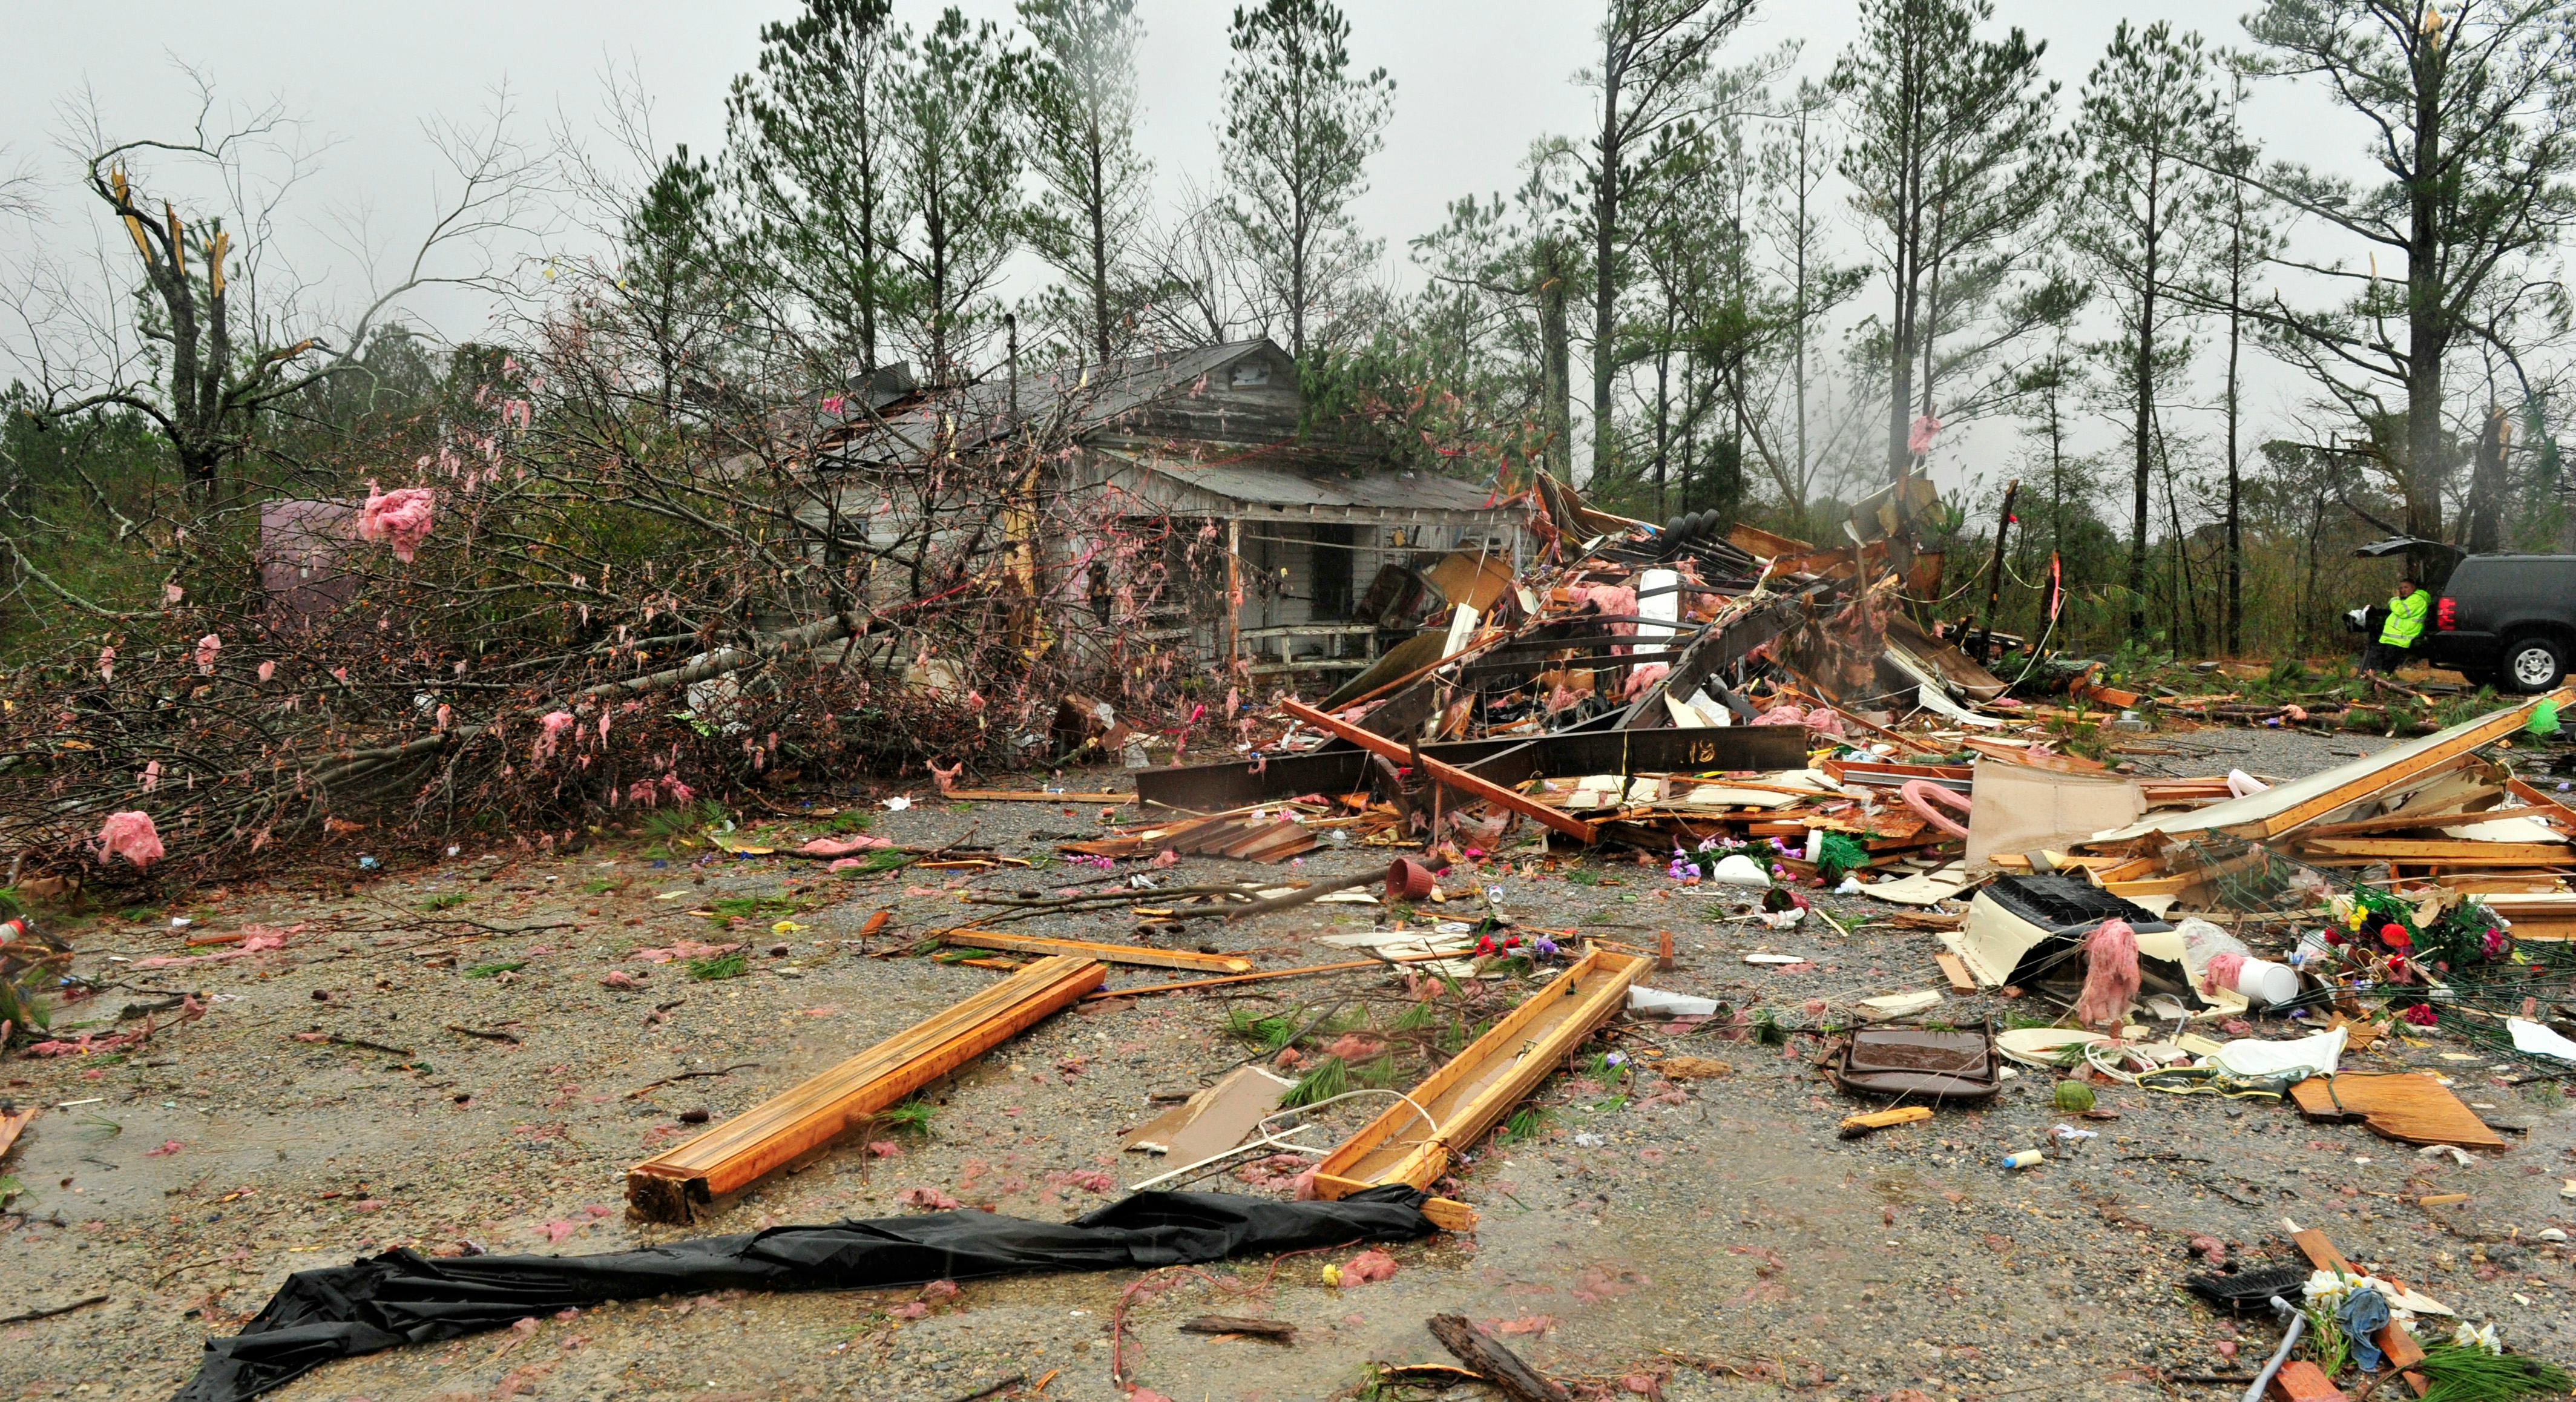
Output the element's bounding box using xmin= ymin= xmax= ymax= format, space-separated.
xmin=2249 ymin=689 xmax=2574 ymax=838
xmin=2302 ymin=838 xmax=2570 ymax=861
xmin=938 ymin=930 xmax=1250 ymax=974
xmin=2292 ymin=791 xmax=2506 ymax=838
xmin=947 ymin=790 xmax=1135 ymax=803
xmin=1310 ymin=947 xmax=1644 ymax=1194
xmin=1279 ymin=698 xmax=1597 ymax=842
xmin=626 ymin=956 xmax=1104 ymax=1220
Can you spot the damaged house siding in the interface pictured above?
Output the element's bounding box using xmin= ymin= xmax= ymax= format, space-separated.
xmin=801 ymin=337 xmax=1526 ymax=676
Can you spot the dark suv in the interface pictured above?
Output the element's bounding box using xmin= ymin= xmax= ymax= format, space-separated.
xmin=2423 ymin=554 xmax=2576 ymax=692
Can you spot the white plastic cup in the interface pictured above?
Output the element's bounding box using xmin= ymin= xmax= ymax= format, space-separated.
xmin=2232 ymin=958 xmax=2299 ymax=1007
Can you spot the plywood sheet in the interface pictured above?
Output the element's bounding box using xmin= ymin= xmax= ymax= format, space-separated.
xmin=2289 ymin=1073 xmax=2505 ymax=1150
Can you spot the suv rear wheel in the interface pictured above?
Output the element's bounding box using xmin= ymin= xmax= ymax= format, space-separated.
xmin=2502 ymin=634 xmax=2568 ymax=693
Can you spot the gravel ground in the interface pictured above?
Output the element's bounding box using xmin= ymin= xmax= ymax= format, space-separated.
xmin=5 ymin=724 xmax=2574 ymax=1402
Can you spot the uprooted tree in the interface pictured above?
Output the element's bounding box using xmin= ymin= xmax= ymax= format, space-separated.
xmin=0 ymin=102 xmax=1223 ymax=890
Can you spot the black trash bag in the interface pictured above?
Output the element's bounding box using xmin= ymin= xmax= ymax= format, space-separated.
xmin=174 ymin=1187 xmax=1434 ymax=1402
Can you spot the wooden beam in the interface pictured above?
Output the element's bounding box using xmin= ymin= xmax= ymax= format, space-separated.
xmin=2244 ymin=689 xmax=2573 ymax=839
xmin=2505 ymin=778 xmax=2576 ymax=832
xmin=1278 ymin=698 xmax=1596 ymax=842
xmin=2292 ymin=790 xmax=2506 ymax=838
xmin=2300 ymin=839 xmax=2572 ymax=862
xmin=626 ymin=956 xmax=1103 ymax=1222
xmin=945 ymin=791 xmax=1135 ymax=803
xmin=1310 ymin=947 xmax=1644 ymax=1194
xmin=938 ymin=930 xmax=1250 ymax=974
xmin=1082 ymin=952 xmax=1462 ymax=1001
xmin=2304 ymin=856 xmax=2576 ymax=870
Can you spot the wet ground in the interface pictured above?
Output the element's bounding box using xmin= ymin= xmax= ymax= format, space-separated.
xmin=5 ymin=726 xmax=2574 ymax=1402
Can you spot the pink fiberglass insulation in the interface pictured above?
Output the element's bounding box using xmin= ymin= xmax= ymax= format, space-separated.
xmin=533 ymin=709 xmax=575 ymax=764
xmin=95 ymin=810 xmax=165 ymax=868
xmin=2073 ymin=919 xmax=2141 ymax=1025
xmin=358 ymin=485 xmax=436 ymax=563
xmin=1579 ymin=584 xmax=1638 ymax=643
xmin=2200 ymin=950 xmax=2248 ymax=997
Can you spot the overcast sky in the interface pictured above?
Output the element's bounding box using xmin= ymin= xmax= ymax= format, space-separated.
xmin=1 ymin=0 xmax=2374 ymax=505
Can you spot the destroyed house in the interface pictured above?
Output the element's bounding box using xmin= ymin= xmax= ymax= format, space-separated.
xmin=810 ymin=338 xmax=1528 ymax=678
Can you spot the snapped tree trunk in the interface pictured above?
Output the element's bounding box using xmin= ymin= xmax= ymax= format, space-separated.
xmin=2465 ymin=404 xmax=2509 ymax=555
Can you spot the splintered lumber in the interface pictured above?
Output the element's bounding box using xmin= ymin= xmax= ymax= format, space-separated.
xmin=626 ymin=956 xmax=1104 ymax=1221
xmin=1278 ymin=698 xmax=1597 ymax=843
xmin=1427 ymin=1314 xmax=1571 ymax=1402
xmin=937 ymin=930 xmax=1252 ymax=975
xmin=1839 ymin=1105 xmax=1934 ymax=1139
xmin=2268 ymin=1361 xmax=2349 ymax=1401
xmin=2287 ymin=1219 xmax=2427 ymax=1396
xmin=1082 ymin=951 xmax=1467 ymax=1001
xmin=0 ymin=1104 xmax=35 ymax=1163
xmin=1310 ymin=947 xmax=1644 ymax=1197
xmin=2505 ymin=778 xmax=2576 ymax=831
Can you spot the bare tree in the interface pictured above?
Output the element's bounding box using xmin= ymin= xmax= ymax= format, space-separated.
xmin=2195 ymin=63 xmax=2281 ymax=656
xmin=7 ymin=73 xmax=544 ymax=510
xmin=1134 ymin=178 xmax=1267 ymax=347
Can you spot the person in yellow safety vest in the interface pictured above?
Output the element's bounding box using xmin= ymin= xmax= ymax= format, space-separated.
xmin=2362 ymin=575 xmax=2429 ymax=674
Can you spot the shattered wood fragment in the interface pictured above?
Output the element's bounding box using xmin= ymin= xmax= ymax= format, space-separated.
xmin=2267 ymin=1361 xmax=2348 ymax=1401
xmin=0 ymin=1104 xmax=36 ymax=1163
xmin=1134 ymin=726 xmax=1807 ymax=812
xmin=1426 ymin=1312 xmax=1571 ymax=1402
xmin=2285 ymin=1221 xmax=2428 ymax=1395
xmin=625 ymin=956 xmax=1103 ymax=1222
xmin=1123 ymin=1066 xmax=1293 ymax=1161
xmin=946 ymin=790 xmax=1134 ymax=803
xmin=1838 ymin=1105 xmax=1934 ymax=1139
xmin=1083 ymin=951 xmax=1465 ymax=1000
xmin=936 ymin=931 xmax=1250 ymax=974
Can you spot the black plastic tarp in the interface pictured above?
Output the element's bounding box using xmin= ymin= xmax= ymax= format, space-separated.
xmin=173 ymin=1187 xmax=1434 ymax=1402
